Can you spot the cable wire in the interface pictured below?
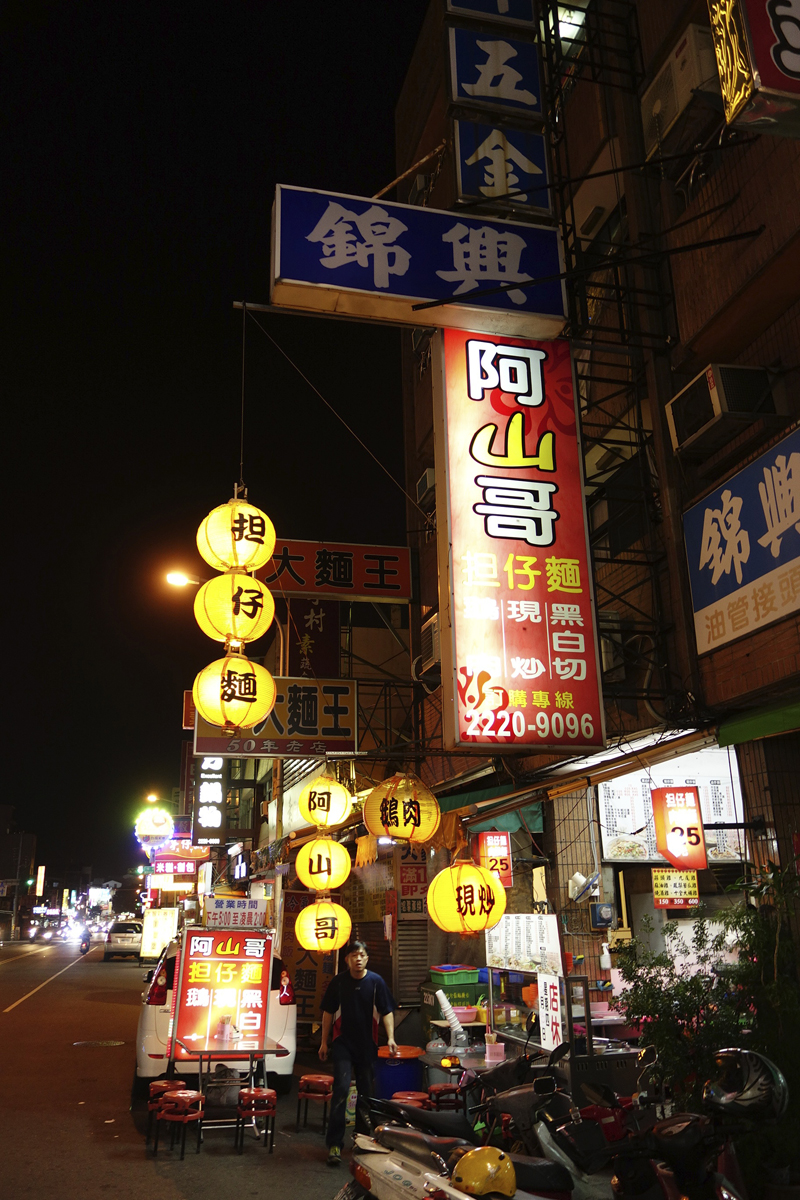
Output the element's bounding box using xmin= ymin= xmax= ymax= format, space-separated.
xmin=239 ymin=302 xmax=246 ymax=490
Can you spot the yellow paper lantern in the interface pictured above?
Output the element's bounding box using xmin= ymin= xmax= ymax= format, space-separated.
xmin=298 ymin=775 xmax=352 ymax=829
xmin=194 ymin=571 xmax=275 ymax=644
xmin=295 ymin=899 xmax=352 ymax=952
xmin=427 ymin=860 xmax=507 ymax=935
xmin=363 ymin=773 xmax=441 ymax=842
xmin=295 ymin=837 xmax=352 ymax=891
xmin=192 ymin=653 xmax=276 ymax=729
xmin=196 ymin=500 xmax=276 ymax=572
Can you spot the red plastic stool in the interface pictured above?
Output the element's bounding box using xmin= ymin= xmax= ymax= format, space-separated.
xmin=146 ymin=1080 xmax=189 ymax=1144
xmin=235 ymin=1087 xmax=277 ymax=1153
xmin=296 ymin=1073 xmax=334 ymax=1131
xmin=392 ymin=1091 xmax=431 ymax=1109
xmin=153 ymin=1089 xmax=204 ymax=1160
xmin=427 ymin=1083 xmax=464 ymax=1112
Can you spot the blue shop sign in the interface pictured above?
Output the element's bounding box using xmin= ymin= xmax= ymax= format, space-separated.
xmin=454 ymin=118 xmax=551 ymax=213
xmin=270 ymin=184 xmax=566 ymax=339
xmin=683 ymin=426 xmax=800 ymax=653
xmin=448 ymin=27 xmax=542 ymax=119
xmin=446 ymin=0 xmax=535 ymax=28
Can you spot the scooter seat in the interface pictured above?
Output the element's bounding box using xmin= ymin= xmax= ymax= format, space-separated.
xmin=373 ymin=1100 xmax=477 ymax=1142
xmin=509 ymin=1153 xmax=574 ymax=1193
xmin=377 ymin=1123 xmax=473 ymax=1170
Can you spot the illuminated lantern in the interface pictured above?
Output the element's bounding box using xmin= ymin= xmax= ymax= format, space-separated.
xmin=363 ymin=773 xmax=441 ymax=842
xmin=135 ymin=808 xmax=175 ymax=851
xmin=295 ymin=899 xmax=352 ymax=952
xmin=298 ymin=775 xmax=351 ymax=829
xmin=196 ymin=499 xmax=276 ymax=572
xmin=295 ymin=837 xmax=352 ymax=891
xmin=193 ymin=653 xmax=276 ymax=729
xmin=427 ymin=860 xmax=506 ymax=935
xmin=194 ymin=571 xmax=275 ymax=644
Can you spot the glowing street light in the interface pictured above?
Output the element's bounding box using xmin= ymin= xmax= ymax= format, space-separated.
xmin=167 ymin=571 xmax=203 ymax=587
xmin=146 ymin=793 xmax=158 ymax=803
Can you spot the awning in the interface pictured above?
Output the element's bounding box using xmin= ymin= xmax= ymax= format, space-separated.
xmin=717 ymin=699 xmax=800 ymax=747
xmin=439 ymin=783 xmax=543 ymax=832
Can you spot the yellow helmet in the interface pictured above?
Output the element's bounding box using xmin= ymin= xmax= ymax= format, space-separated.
xmin=452 ymin=1147 xmax=516 ymax=1198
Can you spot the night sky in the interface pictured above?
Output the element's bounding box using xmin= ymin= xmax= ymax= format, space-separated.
xmin=6 ymin=2 xmax=430 ymax=877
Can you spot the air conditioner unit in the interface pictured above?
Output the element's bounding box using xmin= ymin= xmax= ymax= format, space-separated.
xmin=419 ymin=612 xmax=440 ymax=674
xmin=416 ymin=466 xmax=436 ymax=508
xmin=666 ymin=364 xmax=779 ymax=458
xmin=641 ymin=24 xmax=718 ymax=158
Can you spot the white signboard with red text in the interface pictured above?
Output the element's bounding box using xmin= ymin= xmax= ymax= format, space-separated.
xmin=537 ymin=970 xmax=562 ymax=1051
xmin=433 ymin=330 xmax=604 ymax=751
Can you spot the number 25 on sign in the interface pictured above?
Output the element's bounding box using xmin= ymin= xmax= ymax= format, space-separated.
xmin=651 ymin=787 xmax=707 ymax=871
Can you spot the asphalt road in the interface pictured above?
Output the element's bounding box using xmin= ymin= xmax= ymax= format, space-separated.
xmin=0 ymin=939 xmax=343 ymax=1200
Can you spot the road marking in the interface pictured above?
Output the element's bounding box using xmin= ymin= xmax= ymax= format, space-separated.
xmin=0 ymin=949 xmax=46 ymax=967
xmin=3 ymin=949 xmax=97 ymax=1012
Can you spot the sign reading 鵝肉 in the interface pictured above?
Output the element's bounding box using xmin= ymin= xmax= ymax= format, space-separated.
xmin=434 ymin=330 xmax=604 ymax=751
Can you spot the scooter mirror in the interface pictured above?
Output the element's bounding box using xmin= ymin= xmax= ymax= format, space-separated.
xmin=581 ymin=1082 xmax=619 ymax=1108
xmin=526 ymin=1011 xmax=536 ymax=1034
xmin=638 ymin=1045 xmax=657 ymax=1067
xmin=533 ymin=1075 xmax=557 ymax=1095
xmin=547 ymin=1041 xmax=571 ymax=1068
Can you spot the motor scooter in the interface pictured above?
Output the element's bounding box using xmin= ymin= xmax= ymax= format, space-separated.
xmin=79 ymin=930 xmax=91 ymax=954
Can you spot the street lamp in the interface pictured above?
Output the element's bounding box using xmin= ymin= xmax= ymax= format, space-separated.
xmin=146 ymin=793 xmax=158 ymax=803
xmin=166 ymin=571 xmax=203 ymax=587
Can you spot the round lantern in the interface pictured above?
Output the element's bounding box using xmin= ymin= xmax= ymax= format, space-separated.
xmin=295 ymin=837 xmax=352 ymax=891
xmin=295 ymin=899 xmax=352 ymax=952
xmin=427 ymin=860 xmax=507 ymax=935
xmin=192 ymin=653 xmax=276 ymax=729
xmin=135 ymin=807 xmax=175 ymax=851
xmin=196 ymin=499 xmax=276 ymax=572
xmin=194 ymin=571 xmax=275 ymax=645
xmin=363 ymin=773 xmax=441 ymax=842
xmin=298 ymin=775 xmax=352 ymax=829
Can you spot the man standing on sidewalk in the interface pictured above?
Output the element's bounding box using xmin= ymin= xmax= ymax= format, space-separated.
xmin=319 ymin=939 xmax=397 ymax=1166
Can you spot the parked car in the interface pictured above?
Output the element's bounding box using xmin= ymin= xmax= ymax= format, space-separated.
xmin=104 ymin=920 xmax=143 ymax=961
xmin=134 ymin=940 xmax=297 ymax=1096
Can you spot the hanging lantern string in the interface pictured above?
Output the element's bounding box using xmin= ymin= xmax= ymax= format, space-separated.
xmin=239 ymin=301 xmax=246 ymax=493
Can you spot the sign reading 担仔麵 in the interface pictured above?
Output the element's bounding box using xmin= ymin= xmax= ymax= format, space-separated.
xmin=651 ymin=787 xmax=708 ymax=871
xmin=171 ymin=928 xmax=273 ymax=1061
xmin=263 ymin=540 xmax=411 ymax=603
xmin=475 ymin=830 xmax=513 ymax=888
xmin=651 ymin=868 xmax=699 ymax=909
xmin=433 ymin=330 xmax=604 ymax=752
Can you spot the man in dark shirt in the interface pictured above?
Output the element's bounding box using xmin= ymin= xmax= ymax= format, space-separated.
xmin=319 ymin=939 xmax=397 ymax=1165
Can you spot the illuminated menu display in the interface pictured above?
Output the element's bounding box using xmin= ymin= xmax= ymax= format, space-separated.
xmin=434 ymin=329 xmax=604 ymax=751
xmin=171 ymin=928 xmax=272 ymax=1059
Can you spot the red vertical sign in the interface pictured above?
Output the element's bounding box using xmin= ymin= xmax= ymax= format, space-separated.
xmin=475 ymin=830 xmax=513 ymax=888
xmin=651 ymin=787 xmax=708 ymax=871
xmin=435 ymin=330 xmax=604 ymax=751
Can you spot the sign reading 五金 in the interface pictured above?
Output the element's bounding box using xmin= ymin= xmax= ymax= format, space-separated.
xmin=171 ymin=928 xmax=273 ymax=1061
xmin=651 ymin=787 xmax=708 ymax=871
xmin=651 ymin=868 xmax=700 ymax=909
xmin=433 ymin=330 xmax=604 ymax=751
xmin=475 ymin=830 xmax=513 ymax=888
xmin=263 ymin=539 xmax=412 ymax=603
xmin=193 ymin=678 xmax=358 ymax=758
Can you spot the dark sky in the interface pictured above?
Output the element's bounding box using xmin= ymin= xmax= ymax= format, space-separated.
xmin=6 ymin=2 xmax=430 ymax=877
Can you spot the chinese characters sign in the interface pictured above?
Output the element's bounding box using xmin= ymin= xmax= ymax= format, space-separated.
xmin=683 ymin=427 xmax=800 ymax=653
xmin=486 ymin=913 xmax=562 ymax=974
xmin=287 ymin=599 xmax=340 ymax=678
xmin=651 ymin=787 xmax=708 ymax=871
xmin=537 ymin=971 xmax=562 ymax=1051
xmin=434 ymin=330 xmax=604 ymax=751
xmin=194 ymin=677 xmax=358 ymax=758
xmin=204 ymin=897 xmax=268 ymax=928
xmin=281 ymin=892 xmax=337 ymax=1022
xmin=271 ymin=186 xmax=566 ymax=340
xmin=264 ymin=539 xmax=411 ymax=602
xmin=708 ymin=0 xmax=800 ymax=127
xmin=395 ymin=843 xmax=429 ymax=919
xmin=448 ymin=27 xmax=542 ymax=119
xmin=475 ymin=830 xmax=513 ymax=888
xmin=446 ymin=0 xmax=535 ymax=27
xmin=652 ymin=868 xmax=699 ymax=909
xmin=454 ymin=119 xmax=551 ymax=215
xmin=192 ymin=756 xmax=228 ymax=847
xmin=141 ymin=907 xmax=180 ymax=960
xmin=171 ymin=928 xmax=272 ymax=1059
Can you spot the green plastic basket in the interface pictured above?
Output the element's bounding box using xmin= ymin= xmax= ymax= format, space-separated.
xmin=430 ymin=965 xmax=480 ymax=986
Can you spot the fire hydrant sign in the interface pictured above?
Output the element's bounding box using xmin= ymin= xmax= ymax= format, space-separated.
xmin=434 ymin=329 xmax=604 ymax=751
xmin=651 ymin=868 xmax=699 ymax=908
xmin=651 ymin=786 xmax=708 ymax=871
xmin=537 ymin=971 xmax=562 ymax=1051
xmin=170 ymin=928 xmax=273 ymax=1060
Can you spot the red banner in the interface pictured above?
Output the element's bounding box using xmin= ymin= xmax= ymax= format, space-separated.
xmin=262 ymin=539 xmax=411 ymax=602
xmin=651 ymin=787 xmax=708 ymax=871
xmin=475 ymin=830 xmax=513 ymax=888
xmin=435 ymin=330 xmax=604 ymax=751
xmin=743 ymin=0 xmax=800 ymax=96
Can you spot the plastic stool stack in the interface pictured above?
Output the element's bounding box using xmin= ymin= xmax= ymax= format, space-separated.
xmin=427 ymin=1083 xmax=464 ymax=1112
xmin=152 ymin=1089 xmax=204 ymax=1159
xmin=296 ymin=1073 xmax=334 ymax=1131
xmin=235 ymin=1086 xmax=277 ymax=1153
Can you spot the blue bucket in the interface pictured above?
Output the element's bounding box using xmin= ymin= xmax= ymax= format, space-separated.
xmin=373 ymin=1052 xmax=423 ymax=1098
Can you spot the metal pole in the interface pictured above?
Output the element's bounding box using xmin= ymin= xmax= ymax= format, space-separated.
xmin=10 ymin=834 xmax=25 ymax=941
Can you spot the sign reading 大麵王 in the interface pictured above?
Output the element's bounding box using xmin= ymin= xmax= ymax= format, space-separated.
xmin=271 ymin=186 xmax=565 ymax=340
xmin=433 ymin=330 xmax=604 ymax=752
xmin=683 ymin=427 xmax=800 ymax=654
xmin=263 ymin=539 xmax=411 ymax=603
xmin=193 ymin=677 xmax=358 ymax=758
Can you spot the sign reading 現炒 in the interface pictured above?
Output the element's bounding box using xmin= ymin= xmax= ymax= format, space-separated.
xmin=683 ymin=426 xmax=800 ymax=654
xmin=453 ymin=119 xmax=551 ymax=215
xmin=271 ymin=185 xmax=565 ymax=341
xmin=263 ymin=539 xmax=411 ymax=603
xmin=652 ymin=868 xmax=699 ymax=909
xmin=433 ymin=330 xmax=604 ymax=752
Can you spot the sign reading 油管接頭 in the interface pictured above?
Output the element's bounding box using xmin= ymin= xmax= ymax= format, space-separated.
xmin=170 ymin=927 xmax=273 ymax=1061
xmin=652 ymin=868 xmax=700 ymax=909
xmin=651 ymin=786 xmax=708 ymax=872
xmin=708 ymin=0 xmax=800 ymax=127
xmin=445 ymin=0 xmax=535 ymax=28
xmin=433 ymin=330 xmax=604 ymax=752
xmin=193 ymin=677 xmax=358 ymax=758
xmin=683 ymin=427 xmax=800 ymax=654
xmin=475 ymin=830 xmax=513 ymax=888
xmin=270 ymin=186 xmax=565 ymax=341
xmin=485 ymin=913 xmax=562 ymax=974
xmin=448 ymin=27 xmax=542 ymax=120
xmin=263 ymin=539 xmax=411 ymax=603
xmin=204 ymin=897 xmax=268 ymax=928
xmin=537 ymin=971 xmax=562 ymax=1051
xmin=453 ymin=119 xmax=551 ymax=215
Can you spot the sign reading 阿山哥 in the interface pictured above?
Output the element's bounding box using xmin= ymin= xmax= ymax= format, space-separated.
xmin=271 ymin=186 xmax=565 ymax=340
xmin=433 ymin=330 xmax=604 ymax=752
xmin=448 ymin=27 xmax=542 ymax=120
xmin=651 ymin=786 xmax=708 ymax=871
xmin=446 ymin=0 xmax=536 ymax=28
xmin=652 ymin=868 xmax=700 ymax=909
xmin=683 ymin=427 xmax=800 ymax=654
xmin=475 ymin=830 xmax=513 ymax=887
xmin=454 ymin=119 xmax=551 ymax=215
xmin=193 ymin=677 xmax=358 ymax=758
xmin=263 ymin=539 xmax=411 ymax=603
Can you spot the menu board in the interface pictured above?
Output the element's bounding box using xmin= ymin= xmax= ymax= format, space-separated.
xmin=485 ymin=913 xmax=562 ymax=975
xmin=652 ymin=868 xmax=699 ymax=909
xmin=598 ymin=746 xmax=744 ymax=864
xmin=171 ymin=928 xmax=272 ymax=1059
